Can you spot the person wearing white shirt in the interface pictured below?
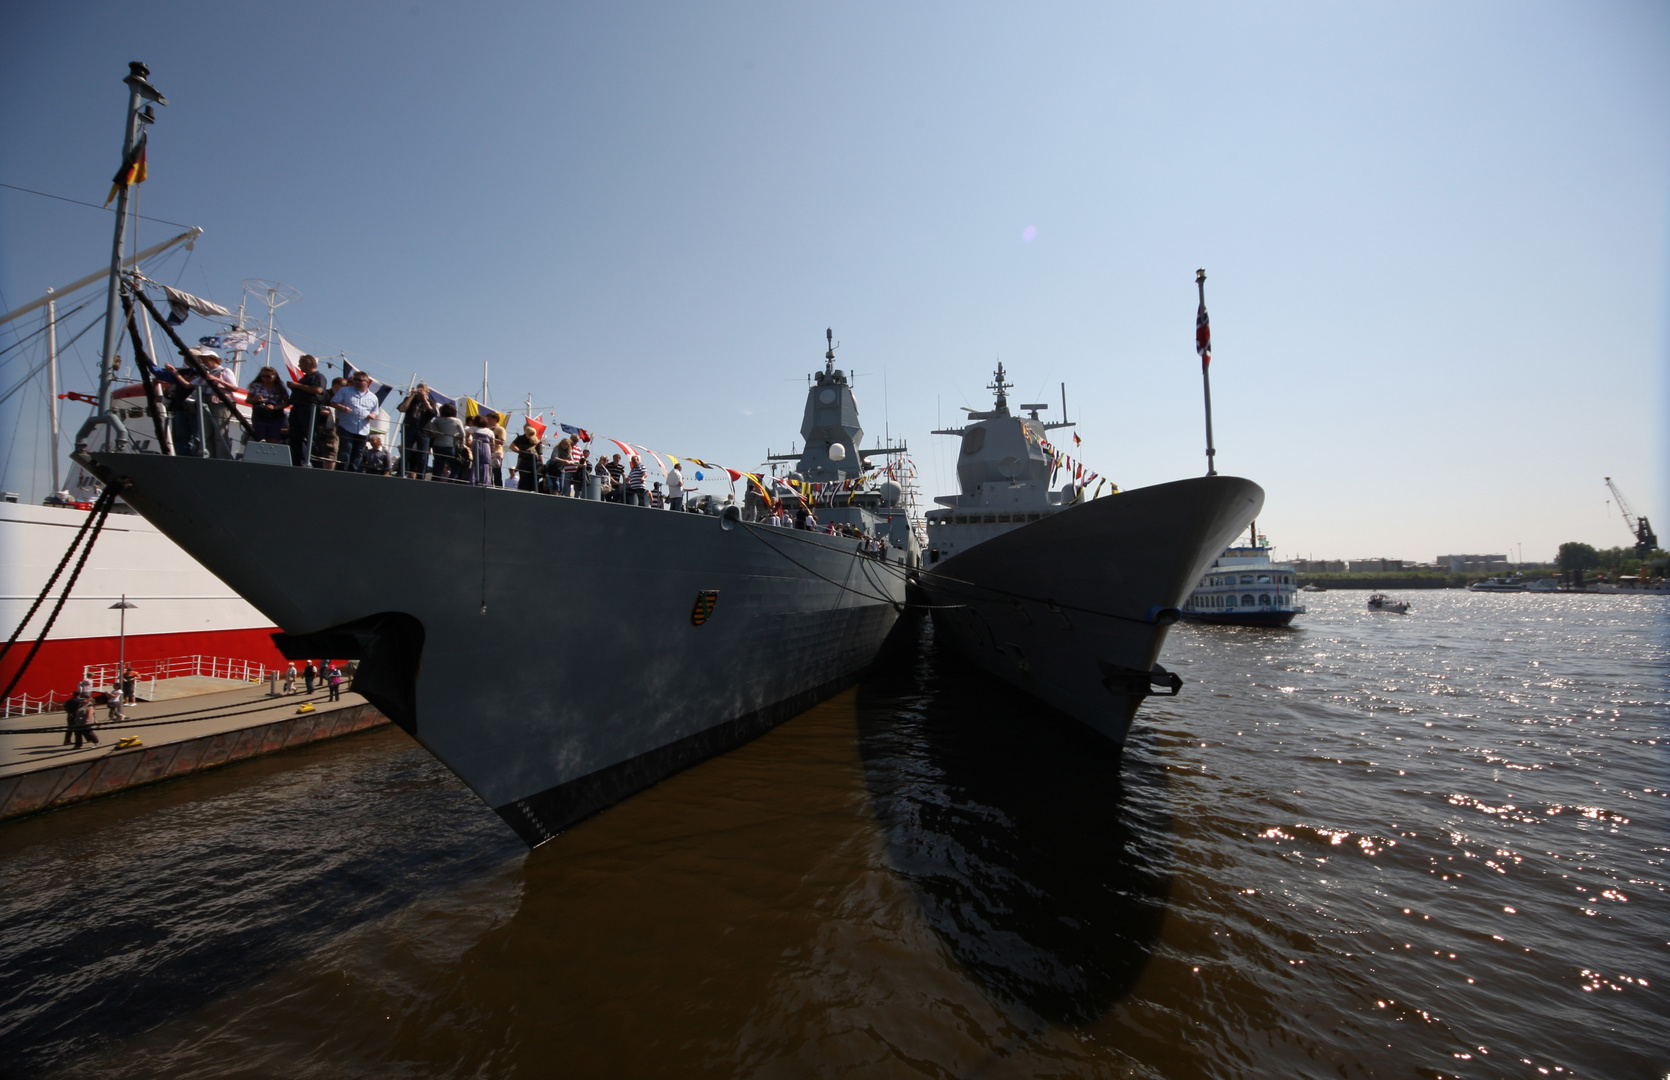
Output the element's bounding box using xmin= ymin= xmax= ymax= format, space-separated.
xmin=330 ymin=372 xmax=379 ymax=471
xmin=666 ymin=461 xmax=685 ymax=511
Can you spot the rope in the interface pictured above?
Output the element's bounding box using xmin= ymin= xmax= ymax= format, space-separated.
xmin=0 ymin=484 xmax=123 ymax=702
xmin=738 ymin=523 xmax=905 ymax=608
xmin=909 ymin=560 xmax=1159 ymax=625
xmin=754 ymin=514 xmax=1163 ymax=625
xmin=0 ymin=485 xmax=120 ymax=671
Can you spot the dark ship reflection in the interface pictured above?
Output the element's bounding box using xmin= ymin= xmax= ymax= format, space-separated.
xmin=856 ymin=618 xmax=1172 ymax=1026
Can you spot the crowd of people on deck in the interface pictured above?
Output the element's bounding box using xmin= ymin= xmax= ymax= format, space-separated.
xmin=148 ymin=355 xmax=893 ymax=547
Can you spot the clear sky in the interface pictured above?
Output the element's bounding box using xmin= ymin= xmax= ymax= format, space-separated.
xmin=3 ymin=1 xmax=1666 ymax=564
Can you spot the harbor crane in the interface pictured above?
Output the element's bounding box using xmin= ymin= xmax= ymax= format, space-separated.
xmin=1603 ymin=477 xmax=1658 ymax=557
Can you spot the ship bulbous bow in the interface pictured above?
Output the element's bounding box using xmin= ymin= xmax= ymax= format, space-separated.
xmin=271 ymin=612 xmax=424 ymax=734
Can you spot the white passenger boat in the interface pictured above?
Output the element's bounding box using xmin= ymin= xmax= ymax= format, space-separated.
xmin=1467 ymin=575 xmax=1529 ymax=592
xmin=1179 ymin=525 xmax=1304 ymax=627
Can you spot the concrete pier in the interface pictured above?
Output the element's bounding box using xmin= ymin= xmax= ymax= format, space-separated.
xmin=0 ymin=683 xmax=389 ymax=822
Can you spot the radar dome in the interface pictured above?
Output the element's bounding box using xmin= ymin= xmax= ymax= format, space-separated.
xmin=828 ymin=443 xmax=847 ymax=462
xmin=878 ymin=480 xmax=902 ymax=506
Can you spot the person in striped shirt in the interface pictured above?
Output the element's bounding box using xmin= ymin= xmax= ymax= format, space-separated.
xmin=565 ymin=442 xmax=588 ymax=497
xmin=625 ymin=456 xmax=648 ymax=506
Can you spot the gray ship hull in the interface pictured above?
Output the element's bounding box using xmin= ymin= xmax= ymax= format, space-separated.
xmin=88 ymin=453 xmax=906 ymax=846
xmin=917 ymin=475 xmax=1262 ymax=744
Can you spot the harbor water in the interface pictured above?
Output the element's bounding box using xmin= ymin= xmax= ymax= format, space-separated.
xmin=0 ymin=591 xmax=1664 ymax=1078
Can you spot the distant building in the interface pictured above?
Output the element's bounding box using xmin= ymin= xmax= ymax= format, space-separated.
xmin=1437 ymin=554 xmax=1507 ymax=573
xmin=1348 ymin=558 xmax=1405 ymax=572
xmin=1295 ymin=559 xmax=1345 ymax=573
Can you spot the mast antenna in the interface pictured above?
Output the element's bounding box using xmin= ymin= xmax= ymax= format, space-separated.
xmin=1196 ymin=268 xmax=1217 ymax=476
xmin=987 ymin=360 xmax=1012 ymax=410
xmin=825 ymin=327 xmax=837 ymax=374
xmin=241 ymin=279 xmax=300 ymax=384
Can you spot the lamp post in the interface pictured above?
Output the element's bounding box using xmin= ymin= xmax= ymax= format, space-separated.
xmin=109 ymin=595 xmax=137 ymax=675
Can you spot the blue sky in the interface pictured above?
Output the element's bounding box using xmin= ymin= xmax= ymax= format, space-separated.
xmin=3 ymin=1 xmax=1666 ymax=563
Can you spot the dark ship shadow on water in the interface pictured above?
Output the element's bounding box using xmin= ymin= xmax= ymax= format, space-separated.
xmin=856 ymin=616 xmax=1173 ymax=1028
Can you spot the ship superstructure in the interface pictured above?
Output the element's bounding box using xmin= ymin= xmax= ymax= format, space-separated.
xmin=755 ymin=330 xmax=919 ymax=557
xmin=915 ymin=365 xmax=1263 ymax=745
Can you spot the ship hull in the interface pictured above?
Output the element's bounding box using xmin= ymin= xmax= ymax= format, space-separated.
xmin=918 ymin=476 xmax=1262 ymax=745
xmin=1178 ymin=610 xmax=1299 ymax=627
xmin=88 ymin=453 xmax=906 ymax=845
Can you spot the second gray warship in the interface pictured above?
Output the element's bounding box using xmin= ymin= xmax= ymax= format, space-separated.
xmin=85 ymin=337 xmax=916 ymax=847
xmin=918 ymin=365 xmax=1262 ymax=744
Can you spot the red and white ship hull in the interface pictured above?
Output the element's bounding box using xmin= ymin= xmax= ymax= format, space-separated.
xmin=1 ymin=501 xmax=285 ymax=698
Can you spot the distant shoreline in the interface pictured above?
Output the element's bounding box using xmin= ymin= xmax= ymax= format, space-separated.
xmin=1297 ymin=571 xmax=1513 ymax=590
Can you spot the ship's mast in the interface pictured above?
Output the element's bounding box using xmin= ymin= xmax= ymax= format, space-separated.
xmin=988 ymin=361 xmax=1012 ymax=413
xmin=91 ymin=62 xmax=167 ymax=452
xmin=1197 ymin=268 xmax=1217 ymax=477
xmin=46 ymin=290 xmax=61 ymax=492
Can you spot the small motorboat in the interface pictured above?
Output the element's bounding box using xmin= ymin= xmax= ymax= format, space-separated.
xmin=1366 ymin=593 xmax=1410 ymax=613
xmin=1300 ymin=583 xmax=1327 ymax=593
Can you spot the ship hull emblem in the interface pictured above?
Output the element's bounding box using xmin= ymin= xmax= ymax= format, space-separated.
xmin=691 ymin=590 xmax=719 ymax=626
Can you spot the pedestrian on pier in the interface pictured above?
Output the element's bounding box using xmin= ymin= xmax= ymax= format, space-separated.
xmin=106 ymin=687 xmax=125 ymax=723
xmin=283 ymin=664 xmax=297 ymax=694
xmin=120 ymin=665 xmax=137 ymax=705
xmin=64 ymin=689 xmax=99 ymax=749
xmin=304 ymin=661 xmax=318 ymax=694
xmin=326 ymin=665 xmax=343 ymax=702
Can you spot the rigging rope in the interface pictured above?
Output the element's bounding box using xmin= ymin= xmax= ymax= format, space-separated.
xmin=0 ymin=301 xmax=92 ymax=364
xmin=748 ymin=511 xmax=1167 ymax=625
xmin=0 ymin=483 xmax=123 ymax=703
xmin=0 ymin=485 xmax=119 ymax=670
xmin=738 ymin=522 xmax=905 ymax=609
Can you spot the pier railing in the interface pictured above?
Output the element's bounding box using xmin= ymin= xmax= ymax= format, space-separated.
xmin=4 ymin=656 xmax=272 ymax=718
xmin=1 ymin=691 xmax=66 ymax=719
xmin=80 ymin=655 xmax=271 ymax=699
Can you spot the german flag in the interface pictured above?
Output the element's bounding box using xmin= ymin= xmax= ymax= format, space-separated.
xmin=105 ymin=134 xmax=148 ymax=207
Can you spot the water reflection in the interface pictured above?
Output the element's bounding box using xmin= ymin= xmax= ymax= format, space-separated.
xmin=857 ymin=619 xmax=1171 ymax=1026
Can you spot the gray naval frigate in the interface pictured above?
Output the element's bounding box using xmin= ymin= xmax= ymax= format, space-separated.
xmin=85 ymin=335 xmax=916 ymax=847
xmin=917 ymin=364 xmax=1262 ymax=745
